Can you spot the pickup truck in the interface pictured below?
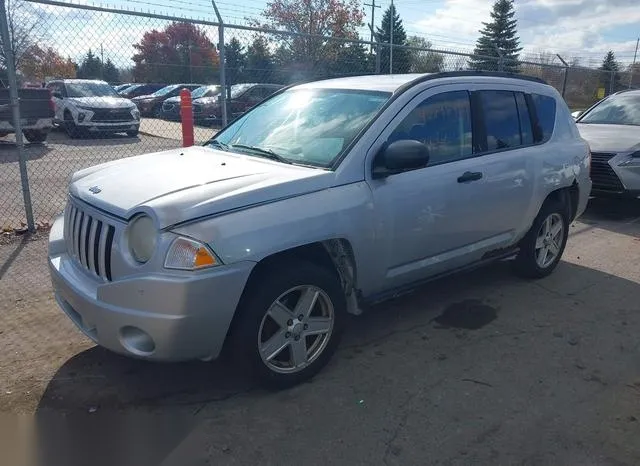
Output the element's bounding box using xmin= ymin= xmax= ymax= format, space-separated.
xmin=0 ymin=88 xmax=55 ymax=143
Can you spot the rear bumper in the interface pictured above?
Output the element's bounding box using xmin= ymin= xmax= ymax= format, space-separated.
xmin=48 ymin=214 xmax=254 ymax=362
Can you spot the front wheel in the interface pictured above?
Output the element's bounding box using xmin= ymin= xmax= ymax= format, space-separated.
xmin=229 ymin=260 xmax=346 ymax=388
xmin=513 ymin=198 xmax=570 ymax=279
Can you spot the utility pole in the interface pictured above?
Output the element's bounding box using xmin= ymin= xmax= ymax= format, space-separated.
xmin=100 ymin=43 xmax=104 ymax=80
xmin=364 ymin=0 xmax=380 ymax=54
xmin=389 ymin=0 xmax=394 ymax=74
xmin=211 ymin=0 xmax=227 ymax=126
xmin=629 ymin=37 xmax=639 ymax=89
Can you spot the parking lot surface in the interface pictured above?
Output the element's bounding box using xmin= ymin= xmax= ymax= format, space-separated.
xmin=0 ymin=197 xmax=639 ymax=465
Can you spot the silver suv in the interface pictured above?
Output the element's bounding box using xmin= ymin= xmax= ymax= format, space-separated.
xmin=48 ymin=72 xmax=592 ymax=387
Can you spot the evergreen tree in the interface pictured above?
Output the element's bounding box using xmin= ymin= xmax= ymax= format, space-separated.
xmin=102 ymin=59 xmax=120 ymax=83
xmin=469 ymin=0 xmax=522 ymax=73
xmin=225 ymin=37 xmax=246 ymax=85
xmin=376 ymin=4 xmax=411 ymax=74
xmin=77 ymin=50 xmax=103 ymax=79
xmin=599 ymin=50 xmax=620 ymax=95
xmin=245 ymin=36 xmax=274 ymax=83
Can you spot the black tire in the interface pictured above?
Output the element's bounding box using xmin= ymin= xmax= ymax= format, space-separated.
xmin=126 ymin=129 xmax=139 ymax=137
xmin=23 ymin=129 xmax=48 ymax=143
xmin=513 ymin=198 xmax=570 ymax=279
xmin=64 ymin=113 xmax=81 ymax=139
xmin=228 ymin=260 xmax=346 ymax=389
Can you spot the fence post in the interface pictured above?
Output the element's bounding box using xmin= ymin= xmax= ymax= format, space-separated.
xmin=609 ymin=70 xmax=615 ymax=95
xmin=0 ymin=0 xmax=35 ymax=232
xmin=556 ymin=54 xmax=569 ymax=98
xmin=211 ymin=0 xmax=227 ymax=127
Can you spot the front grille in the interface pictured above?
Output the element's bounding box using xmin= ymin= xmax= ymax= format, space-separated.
xmin=64 ymin=203 xmax=115 ymax=281
xmin=91 ymin=109 xmax=133 ymax=122
xmin=590 ymin=152 xmax=625 ymax=192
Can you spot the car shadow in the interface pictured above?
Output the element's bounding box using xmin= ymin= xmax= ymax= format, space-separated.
xmin=578 ymin=197 xmax=640 ymax=238
xmin=0 ymin=139 xmax=51 ymax=163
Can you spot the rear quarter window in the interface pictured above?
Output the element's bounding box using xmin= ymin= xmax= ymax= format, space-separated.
xmin=530 ymin=94 xmax=556 ymax=143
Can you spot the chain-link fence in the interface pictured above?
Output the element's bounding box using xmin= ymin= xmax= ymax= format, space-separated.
xmin=0 ymin=0 xmax=634 ymax=233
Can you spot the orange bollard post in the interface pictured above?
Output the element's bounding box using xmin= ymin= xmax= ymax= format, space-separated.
xmin=180 ymin=88 xmax=194 ymax=147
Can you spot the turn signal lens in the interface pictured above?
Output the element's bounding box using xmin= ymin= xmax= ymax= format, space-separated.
xmin=164 ymin=237 xmax=220 ymax=270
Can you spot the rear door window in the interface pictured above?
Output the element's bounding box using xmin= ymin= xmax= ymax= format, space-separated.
xmin=478 ymin=90 xmax=521 ymax=150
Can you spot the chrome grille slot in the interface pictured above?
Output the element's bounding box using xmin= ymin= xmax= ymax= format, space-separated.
xmin=63 ymin=201 xmax=116 ymax=281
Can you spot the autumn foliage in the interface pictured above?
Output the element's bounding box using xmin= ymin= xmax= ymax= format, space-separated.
xmin=19 ymin=45 xmax=76 ymax=82
xmin=132 ymin=22 xmax=219 ymax=83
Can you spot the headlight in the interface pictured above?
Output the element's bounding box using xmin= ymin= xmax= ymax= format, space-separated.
xmin=131 ymin=108 xmax=140 ymax=119
xmin=127 ymin=215 xmax=157 ymax=263
xmin=164 ymin=237 xmax=220 ymax=270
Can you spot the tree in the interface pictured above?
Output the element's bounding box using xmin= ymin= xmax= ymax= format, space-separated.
xmin=328 ymin=42 xmax=369 ymax=77
xmin=376 ymin=4 xmax=411 ymax=74
xmin=469 ymin=0 xmax=522 ymax=73
xmin=103 ymin=59 xmax=120 ymax=83
xmin=407 ymin=36 xmax=443 ymax=73
xmin=225 ymin=37 xmax=245 ymax=85
xmin=255 ymin=0 xmax=364 ymax=79
xmin=245 ymin=36 xmax=274 ymax=83
xmin=19 ymin=45 xmax=76 ymax=82
xmin=77 ymin=50 xmax=102 ymax=79
xmin=1 ymin=0 xmax=44 ymax=71
xmin=599 ymin=50 xmax=620 ymax=95
xmin=132 ymin=22 xmax=219 ymax=83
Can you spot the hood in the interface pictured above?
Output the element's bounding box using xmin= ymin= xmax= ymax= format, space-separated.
xmin=69 ymin=96 xmax=135 ymax=109
xmin=69 ymin=146 xmax=333 ymax=228
xmin=576 ymin=123 xmax=640 ymax=153
xmin=132 ymin=94 xmax=157 ymax=101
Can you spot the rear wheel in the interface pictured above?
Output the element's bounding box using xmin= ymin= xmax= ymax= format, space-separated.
xmin=513 ymin=198 xmax=570 ymax=279
xmin=23 ymin=129 xmax=48 ymax=143
xmin=228 ymin=260 xmax=346 ymax=388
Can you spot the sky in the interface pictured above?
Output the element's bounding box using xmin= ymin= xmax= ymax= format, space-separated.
xmin=27 ymin=0 xmax=640 ymax=68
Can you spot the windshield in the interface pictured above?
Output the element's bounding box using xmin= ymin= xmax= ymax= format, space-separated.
xmin=152 ymin=84 xmax=180 ymax=97
xmin=230 ymin=84 xmax=254 ymax=98
xmin=210 ymin=88 xmax=391 ymax=168
xmin=192 ymin=85 xmax=219 ymax=99
xmin=66 ymin=82 xmax=119 ymax=98
xmin=579 ymin=93 xmax=640 ymax=126
xmin=123 ymin=84 xmax=142 ymax=93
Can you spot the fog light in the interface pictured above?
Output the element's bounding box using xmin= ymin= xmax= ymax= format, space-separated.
xmin=78 ymin=113 xmax=86 ymax=122
xmin=120 ymin=326 xmax=155 ymax=355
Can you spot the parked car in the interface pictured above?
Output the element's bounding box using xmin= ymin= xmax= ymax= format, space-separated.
xmin=113 ymin=83 xmax=135 ymax=93
xmin=0 ymin=87 xmax=54 ymax=143
xmin=193 ymin=83 xmax=283 ymax=125
xmin=161 ymin=84 xmax=221 ymax=121
xmin=48 ymin=72 xmax=591 ymax=388
xmin=120 ymin=83 xmax=167 ymax=99
xmin=46 ymin=79 xmax=140 ymax=138
xmin=575 ymin=89 xmax=640 ymax=198
xmin=132 ymin=83 xmax=202 ymax=117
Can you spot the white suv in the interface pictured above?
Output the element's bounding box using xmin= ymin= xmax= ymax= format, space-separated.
xmin=47 ymin=79 xmax=140 ymax=138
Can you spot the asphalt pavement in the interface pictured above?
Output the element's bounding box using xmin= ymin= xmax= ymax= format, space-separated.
xmin=1 ymin=198 xmax=639 ymax=465
xmin=0 ymin=127 xmax=179 ymax=229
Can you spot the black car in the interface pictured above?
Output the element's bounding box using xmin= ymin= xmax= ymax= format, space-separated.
xmin=132 ymin=83 xmax=203 ymax=117
xmin=161 ymin=85 xmax=221 ymax=121
xmin=120 ymin=83 xmax=167 ymax=99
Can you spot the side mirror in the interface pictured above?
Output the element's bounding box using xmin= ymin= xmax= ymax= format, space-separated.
xmin=372 ymin=140 xmax=430 ymax=179
xmin=51 ymin=91 xmax=62 ymax=99
xmin=571 ymin=110 xmax=583 ymax=119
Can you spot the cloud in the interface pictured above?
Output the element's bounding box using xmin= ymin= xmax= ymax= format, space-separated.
xmin=409 ymin=0 xmax=640 ymax=63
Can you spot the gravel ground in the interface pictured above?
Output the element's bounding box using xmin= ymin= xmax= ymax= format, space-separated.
xmin=0 ymin=198 xmax=639 ymax=466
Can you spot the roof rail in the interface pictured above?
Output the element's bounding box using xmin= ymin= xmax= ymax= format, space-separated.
xmin=399 ymin=70 xmax=548 ymax=93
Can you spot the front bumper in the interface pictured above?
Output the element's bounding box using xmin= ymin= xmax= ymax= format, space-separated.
xmin=590 ymin=152 xmax=640 ymax=197
xmin=78 ymin=122 xmax=140 ymax=133
xmin=48 ymin=214 xmax=254 ymax=362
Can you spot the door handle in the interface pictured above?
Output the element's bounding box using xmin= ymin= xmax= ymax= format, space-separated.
xmin=457 ymin=171 xmax=483 ymax=183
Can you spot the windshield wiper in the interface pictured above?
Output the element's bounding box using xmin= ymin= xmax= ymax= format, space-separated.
xmin=207 ymin=139 xmax=230 ymax=151
xmin=229 ymin=144 xmax=292 ymax=164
